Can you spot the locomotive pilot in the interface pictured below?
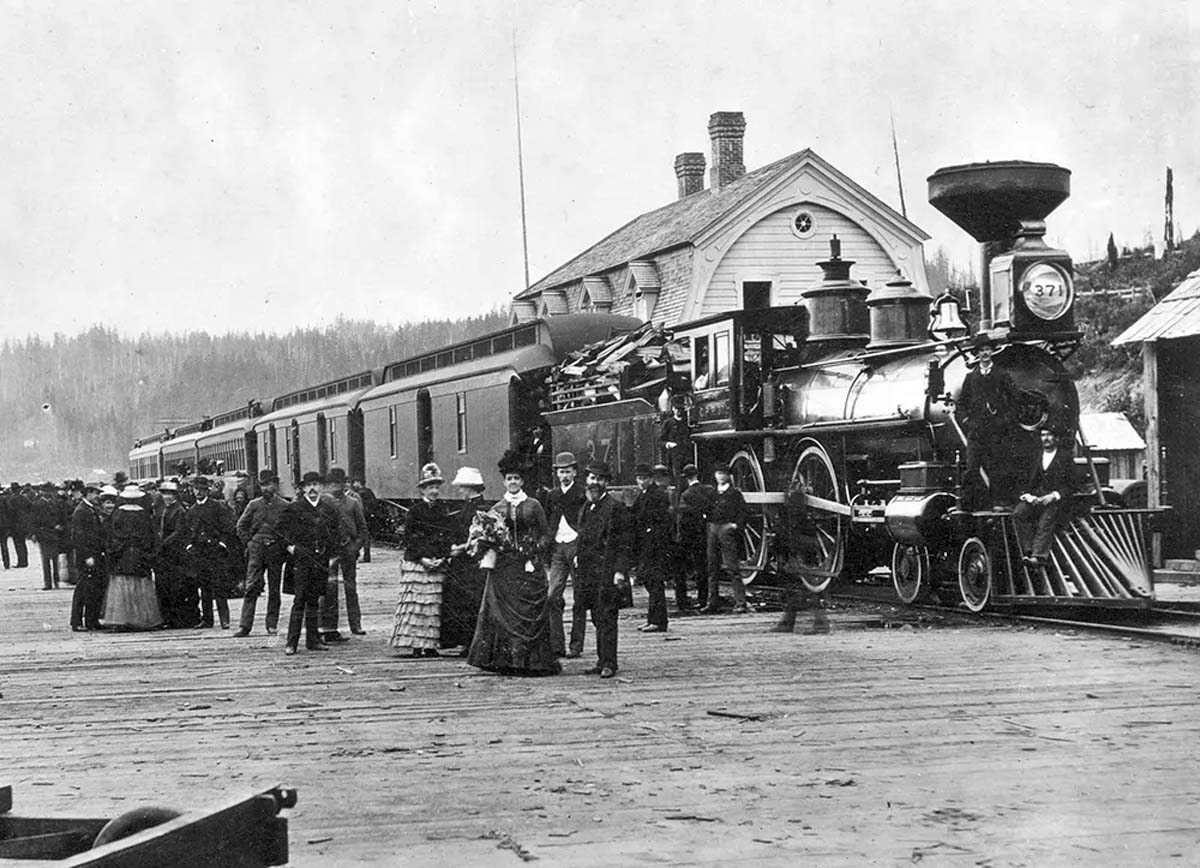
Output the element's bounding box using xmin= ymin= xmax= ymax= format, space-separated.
xmin=1013 ymin=427 xmax=1075 ymax=568
xmin=955 ymin=333 xmax=1017 ymax=510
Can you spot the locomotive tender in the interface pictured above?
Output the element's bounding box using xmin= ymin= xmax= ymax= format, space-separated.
xmin=128 ymin=161 xmax=1156 ymax=611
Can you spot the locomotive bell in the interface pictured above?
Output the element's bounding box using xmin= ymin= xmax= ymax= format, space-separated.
xmin=866 ymin=271 xmax=933 ymax=349
xmin=927 ymin=291 xmax=968 ymax=342
xmin=801 ymin=234 xmax=870 ymax=348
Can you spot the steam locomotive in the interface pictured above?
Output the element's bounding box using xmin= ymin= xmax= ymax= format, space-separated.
xmin=130 ymin=161 xmax=1156 ymax=611
xmin=547 ymin=161 xmax=1156 ymax=610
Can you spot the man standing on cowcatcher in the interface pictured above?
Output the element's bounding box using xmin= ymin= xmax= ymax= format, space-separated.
xmin=185 ymin=476 xmax=237 ymax=629
xmin=279 ymin=470 xmax=340 ymax=655
xmin=572 ymin=462 xmax=631 ymax=678
xmin=234 ymin=470 xmax=290 ymax=637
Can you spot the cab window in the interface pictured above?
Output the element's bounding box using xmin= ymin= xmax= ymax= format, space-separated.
xmin=714 ymin=331 xmax=731 ymax=386
xmin=694 ymin=336 xmax=711 ymax=390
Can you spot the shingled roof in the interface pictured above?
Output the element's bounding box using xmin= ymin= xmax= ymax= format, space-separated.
xmin=1113 ymin=268 xmax=1200 ymax=344
xmin=517 ymin=148 xmax=924 ymax=300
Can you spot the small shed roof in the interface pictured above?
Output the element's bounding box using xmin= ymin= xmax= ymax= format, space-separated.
xmin=1112 ymin=268 xmax=1200 ymax=344
xmin=1079 ymin=412 xmax=1146 ymax=451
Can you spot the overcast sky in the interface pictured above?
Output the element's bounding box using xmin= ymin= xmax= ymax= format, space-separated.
xmin=0 ymin=0 xmax=1195 ymax=340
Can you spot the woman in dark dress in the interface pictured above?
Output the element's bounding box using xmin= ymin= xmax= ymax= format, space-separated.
xmin=467 ymin=452 xmax=560 ymax=676
xmin=101 ymin=485 xmax=164 ymax=630
xmin=392 ymin=463 xmax=455 ymax=658
xmin=440 ymin=467 xmax=490 ymax=654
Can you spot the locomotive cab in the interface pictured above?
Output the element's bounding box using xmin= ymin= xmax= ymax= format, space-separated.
xmin=673 ymin=306 xmax=808 ymax=433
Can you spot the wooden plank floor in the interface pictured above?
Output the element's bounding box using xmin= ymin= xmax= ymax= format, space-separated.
xmin=3 ymin=546 xmax=1200 ymax=866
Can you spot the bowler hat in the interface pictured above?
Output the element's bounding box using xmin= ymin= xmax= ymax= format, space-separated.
xmin=972 ymin=332 xmax=994 ymax=349
xmin=652 ymin=464 xmax=670 ymax=476
xmin=682 ymin=463 xmax=699 ymax=477
xmin=585 ymin=462 xmax=612 ymax=479
xmin=633 ymin=463 xmax=653 ymax=476
xmin=451 ymin=466 xmax=485 ymax=488
xmin=417 ymin=462 xmax=444 ymax=488
xmin=552 ymin=451 xmax=578 ymax=469
xmin=257 ymin=469 xmax=279 ymax=485
xmin=300 ymin=471 xmax=323 ymax=486
xmin=327 ymin=467 xmax=348 ymax=484
xmin=712 ymin=462 xmax=732 ymax=475
xmin=193 ymin=476 xmax=210 ymax=489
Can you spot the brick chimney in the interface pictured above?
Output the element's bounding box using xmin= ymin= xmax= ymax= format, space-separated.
xmin=708 ymin=111 xmax=746 ymax=191
xmin=674 ymin=152 xmax=706 ymax=199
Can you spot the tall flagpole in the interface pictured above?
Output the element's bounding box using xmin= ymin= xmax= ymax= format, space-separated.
xmin=890 ymin=106 xmax=907 ymax=219
xmin=512 ymin=28 xmax=531 ymax=293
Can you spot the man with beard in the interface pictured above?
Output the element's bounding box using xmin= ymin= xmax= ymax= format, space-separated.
xmin=233 ymin=470 xmax=290 ymax=637
xmin=69 ymin=482 xmax=106 ymax=631
xmin=185 ymin=476 xmax=237 ymax=629
xmin=279 ymin=471 xmax=340 ymax=655
xmin=572 ymin=462 xmax=631 ymax=678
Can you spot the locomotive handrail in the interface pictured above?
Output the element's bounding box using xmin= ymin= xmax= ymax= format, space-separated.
xmin=796 ymin=337 xmax=966 ymax=369
xmin=692 ymin=414 xmax=913 ymax=441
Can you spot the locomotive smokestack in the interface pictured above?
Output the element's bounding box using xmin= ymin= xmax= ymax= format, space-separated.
xmin=927 ymin=161 xmax=1071 ymax=331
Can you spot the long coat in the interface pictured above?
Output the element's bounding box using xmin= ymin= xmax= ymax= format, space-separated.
xmin=108 ymin=505 xmax=156 ymax=577
xmin=631 ymin=483 xmax=673 ymax=571
xmin=575 ymin=494 xmax=632 ymax=584
xmin=70 ymin=501 xmax=105 ymax=565
xmin=278 ymin=495 xmax=341 ymax=596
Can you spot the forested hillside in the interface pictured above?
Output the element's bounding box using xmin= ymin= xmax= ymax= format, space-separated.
xmin=0 ymin=311 xmax=509 ymax=481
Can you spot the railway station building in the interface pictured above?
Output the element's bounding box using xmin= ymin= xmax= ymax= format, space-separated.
xmin=510 ymin=111 xmax=931 ymax=327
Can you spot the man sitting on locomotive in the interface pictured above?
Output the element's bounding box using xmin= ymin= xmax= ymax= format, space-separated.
xmin=1013 ymin=427 xmax=1075 ymax=568
xmin=955 ymin=333 xmax=1017 ymax=510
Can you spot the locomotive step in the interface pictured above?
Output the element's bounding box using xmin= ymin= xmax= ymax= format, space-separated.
xmin=1154 ymin=567 xmax=1200 ymax=586
xmin=1162 ymin=559 xmax=1200 ymax=572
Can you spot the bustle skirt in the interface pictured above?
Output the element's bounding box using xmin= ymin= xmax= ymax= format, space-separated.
xmin=390 ymin=561 xmax=443 ymax=651
xmin=102 ymin=574 xmax=164 ymax=631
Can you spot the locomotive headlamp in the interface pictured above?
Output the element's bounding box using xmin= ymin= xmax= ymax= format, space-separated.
xmin=1020 ymin=262 xmax=1073 ymax=321
xmin=927 ymin=291 xmax=968 ymax=342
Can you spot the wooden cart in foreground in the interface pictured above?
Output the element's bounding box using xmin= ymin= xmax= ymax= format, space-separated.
xmin=0 ymin=784 xmax=295 ymax=867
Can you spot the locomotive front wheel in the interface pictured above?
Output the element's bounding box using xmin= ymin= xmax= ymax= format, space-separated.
xmin=729 ymin=449 xmax=771 ymax=585
xmin=891 ymin=543 xmax=931 ymax=604
xmin=790 ymin=440 xmax=845 ymax=593
xmin=957 ymin=537 xmax=992 ymax=612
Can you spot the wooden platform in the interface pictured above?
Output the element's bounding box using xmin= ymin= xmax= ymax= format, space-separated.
xmin=3 ymin=548 xmax=1200 ymax=865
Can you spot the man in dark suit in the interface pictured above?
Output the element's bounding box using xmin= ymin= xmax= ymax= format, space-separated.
xmin=0 ymin=486 xmax=10 ymax=569
xmin=675 ymin=463 xmax=711 ymax=611
xmin=632 ymin=463 xmax=673 ymax=633
xmin=573 ymin=462 xmax=631 ymax=678
xmin=185 ymin=476 xmax=237 ymax=628
xmin=31 ymin=483 xmax=64 ymax=589
xmin=955 ymin=333 xmax=1017 ymax=509
xmin=157 ymin=480 xmax=197 ymax=628
xmin=703 ymin=462 xmax=749 ymax=614
xmin=1013 ymin=427 xmax=1075 ymax=567
xmin=8 ymin=484 xmax=31 ymax=568
xmin=658 ymin=397 xmax=693 ymax=481
xmin=69 ymin=483 xmax=106 ymax=631
xmin=278 ymin=471 xmax=341 ymax=655
xmin=542 ymin=451 xmax=585 ymax=657
xmin=234 ymin=470 xmax=290 ymax=636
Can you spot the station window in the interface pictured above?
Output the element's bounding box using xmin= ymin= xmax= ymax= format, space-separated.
xmin=388 ymin=406 xmax=398 ymax=459
xmin=284 ymin=433 xmax=291 ymax=467
xmin=714 ymin=331 xmax=731 ymax=386
xmin=456 ymin=392 xmax=468 ymax=453
xmin=328 ymin=418 xmax=337 ymax=463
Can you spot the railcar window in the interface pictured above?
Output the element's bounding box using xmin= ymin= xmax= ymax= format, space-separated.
xmin=694 ymin=336 xmax=711 ymax=390
xmin=437 ymin=351 xmax=453 ymax=367
xmin=421 ymin=356 xmax=436 ymax=373
xmin=388 ymin=406 xmax=398 ymax=458
xmin=454 ymin=345 xmax=473 ymax=363
xmin=714 ymin=331 xmax=731 ymax=386
xmin=514 ymin=325 xmax=537 ymax=348
xmin=456 ymin=392 xmax=468 ymax=453
xmin=493 ymin=333 xmax=515 ymax=352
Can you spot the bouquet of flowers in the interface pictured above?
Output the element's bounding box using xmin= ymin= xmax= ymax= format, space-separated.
xmin=466 ymin=510 xmax=506 ymax=568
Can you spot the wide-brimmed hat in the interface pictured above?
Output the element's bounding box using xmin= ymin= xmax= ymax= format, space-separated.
xmin=451 ymin=467 xmax=485 ymax=488
xmin=327 ymin=467 xmax=348 ymax=484
xmin=120 ymin=484 xmax=144 ymax=501
xmin=552 ymin=451 xmax=578 ymax=469
xmin=99 ymin=485 xmax=120 ymax=499
xmin=83 ymin=481 xmax=103 ymax=494
xmin=300 ymin=471 xmax=323 ymax=486
xmin=159 ymin=480 xmax=179 ymax=494
xmin=417 ymin=462 xmax=444 ymax=487
xmin=257 ymin=469 xmax=279 ymax=485
xmin=585 ymin=462 xmax=612 ymax=479
xmin=192 ymin=476 xmax=211 ymax=489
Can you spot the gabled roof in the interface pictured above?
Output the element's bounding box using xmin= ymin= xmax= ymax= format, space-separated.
xmin=517 ymin=148 xmax=924 ymax=299
xmin=1113 ymin=269 xmax=1200 ymax=344
xmin=1079 ymin=412 xmax=1146 ymax=451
